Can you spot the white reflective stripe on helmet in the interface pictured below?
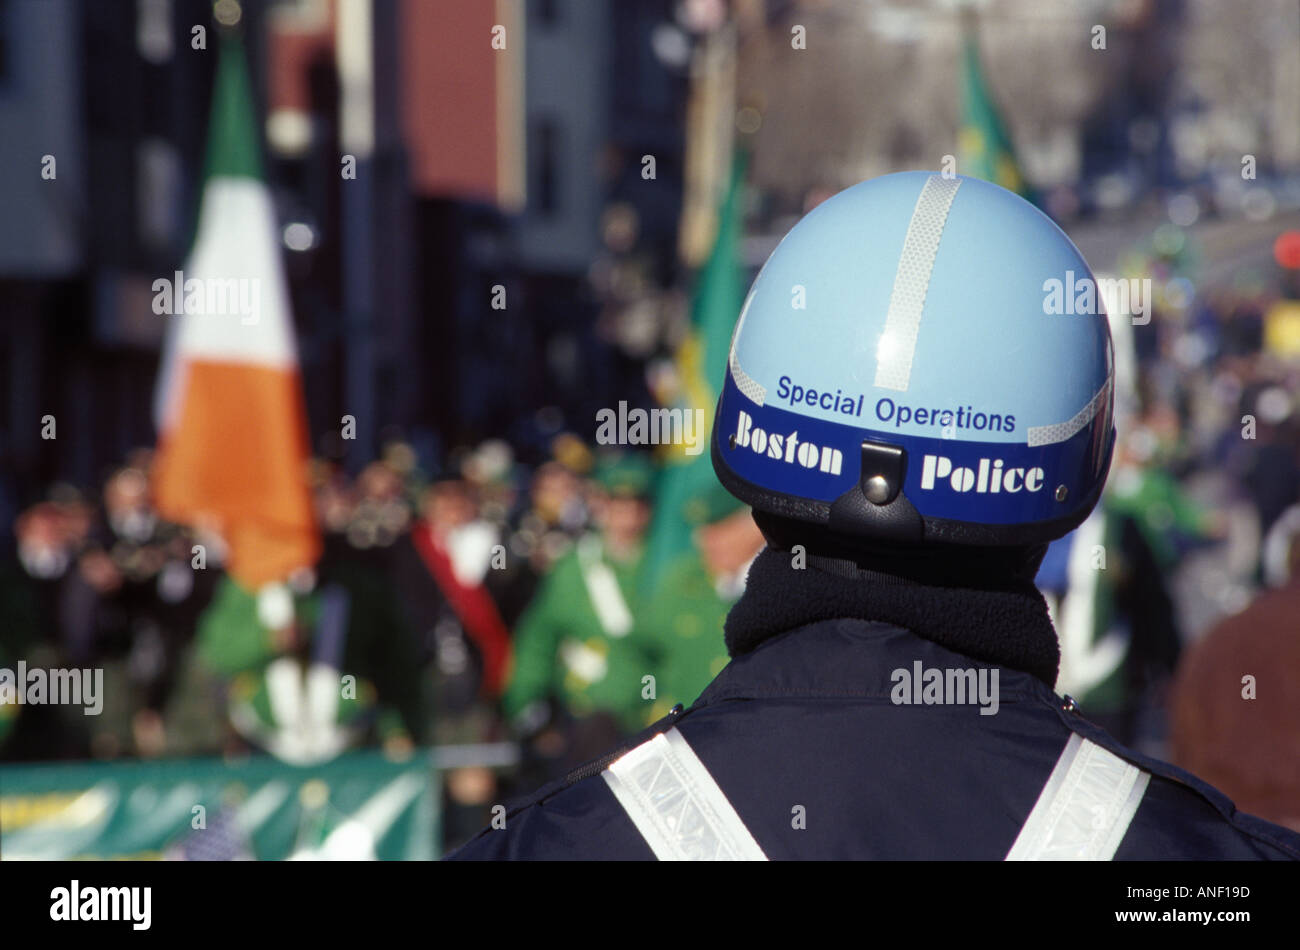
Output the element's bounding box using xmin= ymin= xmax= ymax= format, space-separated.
xmin=1025 ymin=375 xmax=1112 ymax=447
xmin=729 ymin=350 xmax=767 ymax=406
xmin=874 ymin=175 xmax=963 ymax=393
xmin=728 ymin=281 xmax=767 ymax=406
xmin=1006 ymin=733 xmax=1150 ymax=861
xmin=603 ymin=727 xmax=768 ymax=861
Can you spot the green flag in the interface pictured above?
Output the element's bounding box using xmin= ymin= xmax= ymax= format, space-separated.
xmin=959 ymin=29 xmax=1030 ymax=198
xmin=640 ymin=151 xmax=749 ymax=594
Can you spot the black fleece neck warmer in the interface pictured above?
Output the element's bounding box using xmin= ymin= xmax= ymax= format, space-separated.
xmin=725 ymin=519 xmax=1061 ymax=688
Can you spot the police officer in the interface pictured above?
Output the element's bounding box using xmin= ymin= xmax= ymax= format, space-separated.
xmin=450 ymin=172 xmax=1300 ymax=860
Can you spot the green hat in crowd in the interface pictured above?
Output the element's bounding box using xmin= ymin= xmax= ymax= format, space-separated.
xmin=682 ymin=478 xmax=748 ymax=527
xmin=591 ymin=452 xmax=655 ymax=499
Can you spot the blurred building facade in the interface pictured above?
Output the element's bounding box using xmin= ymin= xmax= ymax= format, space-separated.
xmin=0 ymin=0 xmax=688 ymax=517
xmin=4 ymin=0 xmax=1300 ymax=515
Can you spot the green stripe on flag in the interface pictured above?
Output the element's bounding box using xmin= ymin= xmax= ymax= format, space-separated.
xmin=202 ymin=35 xmax=264 ymax=183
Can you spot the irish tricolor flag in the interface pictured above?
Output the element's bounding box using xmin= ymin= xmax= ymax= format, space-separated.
xmin=153 ymin=37 xmax=319 ymax=590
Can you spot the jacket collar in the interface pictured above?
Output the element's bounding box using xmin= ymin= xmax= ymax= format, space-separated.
xmin=722 ymin=545 xmax=1061 ymax=688
xmin=699 ymin=616 xmax=1050 ymax=707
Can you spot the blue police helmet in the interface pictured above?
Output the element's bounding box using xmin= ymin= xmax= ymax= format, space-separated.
xmin=712 ymin=171 xmax=1115 ymax=546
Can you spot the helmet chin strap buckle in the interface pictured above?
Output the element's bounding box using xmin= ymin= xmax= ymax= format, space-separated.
xmin=860 ymin=442 xmax=905 ymax=506
xmin=825 ymin=441 xmax=924 ymax=541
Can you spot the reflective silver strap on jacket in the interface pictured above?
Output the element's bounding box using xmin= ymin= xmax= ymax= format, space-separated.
xmin=603 ymin=728 xmax=768 ymax=861
xmin=606 ymin=726 xmax=1146 ymax=860
xmin=1006 ymin=732 xmax=1150 ymax=861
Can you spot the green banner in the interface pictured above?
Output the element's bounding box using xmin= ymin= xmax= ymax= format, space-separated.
xmin=0 ymin=750 xmax=440 ymax=860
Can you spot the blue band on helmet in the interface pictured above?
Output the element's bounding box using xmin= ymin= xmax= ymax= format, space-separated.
xmin=717 ymin=373 xmax=1108 ymax=526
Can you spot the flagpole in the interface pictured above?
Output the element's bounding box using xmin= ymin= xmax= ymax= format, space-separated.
xmin=678 ymin=22 xmax=737 ymax=270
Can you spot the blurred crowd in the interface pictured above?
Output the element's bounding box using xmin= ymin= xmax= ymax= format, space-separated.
xmin=1030 ymin=224 xmax=1300 ymax=830
xmin=3 ymin=230 xmax=1300 ymax=839
xmin=0 ymin=429 xmax=766 ymax=843
xmin=1086 ymin=239 xmax=1300 ymax=830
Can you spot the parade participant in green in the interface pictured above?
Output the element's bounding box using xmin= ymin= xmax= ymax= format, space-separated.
xmin=640 ymin=484 xmax=763 ymax=724
xmin=502 ymin=453 xmax=657 ymax=743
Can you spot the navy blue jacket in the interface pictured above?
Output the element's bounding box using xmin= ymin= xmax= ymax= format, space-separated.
xmin=450 ymin=619 xmax=1300 ymax=860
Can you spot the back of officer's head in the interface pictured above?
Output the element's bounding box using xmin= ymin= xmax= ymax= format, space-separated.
xmin=711 ymin=172 xmax=1115 ymax=586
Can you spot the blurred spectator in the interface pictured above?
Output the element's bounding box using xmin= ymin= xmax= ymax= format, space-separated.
xmin=98 ymin=463 xmax=218 ymax=759
xmin=1038 ymin=501 xmax=1183 ymax=748
xmin=1168 ymin=531 xmax=1300 ymax=832
xmin=1107 ymin=419 xmax=1224 ymax=569
xmin=5 ymin=466 xmax=219 ymax=761
xmin=502 ymin=452 xmax=656 ymax=770
xmin=393 ymin=476 xmax=512 ymax=733
xmin=1239 ymin=388 xmax=1300 ymax=547
xmin=640 ymin=484 xmax=763 ymax=722
xmin=460 ymin=440 xmax=540 ymax=628
xmin=346 ymin=459 xmax=414 ymax=556
xmin=390 ymin=464 xmax=520 ymax=839
xmin=512 ymin=458 xmax=589 ymax=575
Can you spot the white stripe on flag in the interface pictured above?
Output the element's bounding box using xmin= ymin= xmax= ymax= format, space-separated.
xmin=154 ymin=177 xmax=298 ymax=431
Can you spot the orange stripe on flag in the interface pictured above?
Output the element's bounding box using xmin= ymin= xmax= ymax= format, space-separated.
xmin=154 ymin=359 xmax=320 ymax=588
